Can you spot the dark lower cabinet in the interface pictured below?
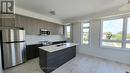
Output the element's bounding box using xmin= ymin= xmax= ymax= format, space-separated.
xmin=26 ymin=44 xmax=43 ymax=60
xmin=39 ymin=46 xmax=76 ymax=73
xmin=26 ymin=41 xmax=66 ymax=61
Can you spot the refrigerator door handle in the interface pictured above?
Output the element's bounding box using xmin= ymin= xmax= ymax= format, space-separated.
xmin=3 ymin=41 xmax=25 ymax=43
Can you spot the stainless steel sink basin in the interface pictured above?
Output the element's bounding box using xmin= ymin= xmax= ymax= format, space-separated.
xmin=56 ymin=43 xmax=66 ymax=47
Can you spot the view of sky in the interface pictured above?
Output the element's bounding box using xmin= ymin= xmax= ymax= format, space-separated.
xmin=82 ymin=23 xmax=90 ymax=32
xmin=83 ymin=23 xmax=90 ymax=27
xmin=103 ymin=18 xmax=130 ymax=34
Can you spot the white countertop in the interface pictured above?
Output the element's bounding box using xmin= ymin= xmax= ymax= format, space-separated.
xmin=39 ymin=43 xmax=77 ymax=52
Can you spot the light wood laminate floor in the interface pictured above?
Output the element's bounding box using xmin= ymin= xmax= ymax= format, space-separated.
xmin=4 ymin=53 xmax=130 ymax=73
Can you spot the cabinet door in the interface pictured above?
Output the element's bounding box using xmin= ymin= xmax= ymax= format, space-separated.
xmin=35 ymin=44 xmax=43 ymax=57
xmin=45 ymin=23 xmax=63 ymax=35
xmin=31 ymin=19 xmax=39 ymax=35
xmin=26 ymin=45 xmax=35 ymax=60
xmin=2 ymin=18 xmax=15 ymax=27
xmin=26 ymin=44 xmax=42 ymax=60
xmin=15 ymin=15 xmax=33 ymax=35
xmin=15 ymin=15 xmax=24 ymax=28
xmin=56 ymin=25 xmax=64 ymax=35
xmin=45 ymin=23 xmax=53 ymax=35
xmin=15 ymin=15 xmax=64 ymax=35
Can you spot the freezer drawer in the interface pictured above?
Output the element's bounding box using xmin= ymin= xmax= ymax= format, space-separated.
xmin=2 ymin=29 xmax=25 ymax=42
xmin=2 ymin=42 xmax=26 ymax=69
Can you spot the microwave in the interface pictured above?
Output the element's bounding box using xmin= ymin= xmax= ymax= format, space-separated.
xmin=40 ymin=29 xmax=50 ymax=35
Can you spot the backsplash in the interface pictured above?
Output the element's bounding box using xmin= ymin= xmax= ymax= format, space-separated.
xmin=25 ymin=35 xmax=66 ymax=45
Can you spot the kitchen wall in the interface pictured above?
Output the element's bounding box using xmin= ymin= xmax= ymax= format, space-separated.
xmin=25 ymin=35 xmax=66 ymax=45
xmin=72 ymin=19 xmax=130 ymax=64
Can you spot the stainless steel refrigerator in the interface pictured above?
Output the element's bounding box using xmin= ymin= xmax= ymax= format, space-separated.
xmin=0 ymin=28 xmax=26 ymax=69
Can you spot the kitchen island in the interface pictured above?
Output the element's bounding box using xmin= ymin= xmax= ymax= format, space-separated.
xmin=39 ymin=43 xmax=77 ymax=73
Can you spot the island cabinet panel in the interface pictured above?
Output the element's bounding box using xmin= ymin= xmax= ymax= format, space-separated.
xmin=39 ymin=46 xmax=76 ymax=73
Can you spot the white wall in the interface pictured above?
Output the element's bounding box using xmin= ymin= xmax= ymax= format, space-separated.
xmin=73 ymin=19 xmax=130 ymax=64
xmin=25 ymin=35 xmax=66 ymax=45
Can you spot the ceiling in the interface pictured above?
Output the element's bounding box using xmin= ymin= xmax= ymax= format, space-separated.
xmin=16 ymin=0 xmax=128 ymax=20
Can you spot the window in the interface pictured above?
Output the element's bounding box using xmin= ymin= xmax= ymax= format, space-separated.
xmin=102 ymin=18 xmax=123 ymax=48
xmin=101 ymin=17 xmax=130 ymax=49
xmin=102 ymin=19 xmax=123 ymax=41
xmin=66 ymin=26 xmax=71 ymax=38
xmin=82 ymin=23 xmax=90 ymax=44
xmin=102 ymin=42 xmax=122 ymax=48
xmin=127 ymin=17 xmax=130 ymax=41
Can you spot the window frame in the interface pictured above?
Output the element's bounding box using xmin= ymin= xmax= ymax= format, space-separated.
xmin=126 ymin=16 xmax=130 ymax=49
xmin=100 ymin=15 xmax=130 ymax=49
xmin=81 ymin=22 xmax=90 ymax=45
